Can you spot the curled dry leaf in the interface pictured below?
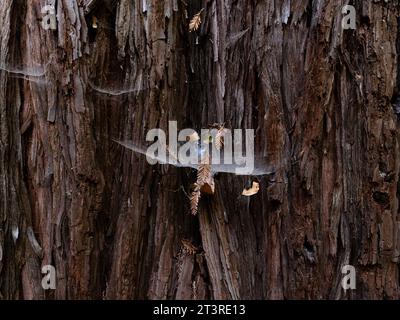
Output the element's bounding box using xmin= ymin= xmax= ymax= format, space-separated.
xmin=189 ymin=9 xmax=204 ymax=32
xmin=242 ymin=181 xmax=260 ymax=196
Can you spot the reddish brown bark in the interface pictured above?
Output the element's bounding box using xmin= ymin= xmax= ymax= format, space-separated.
xmin=0 ymin=0 xmax=400 ymax=300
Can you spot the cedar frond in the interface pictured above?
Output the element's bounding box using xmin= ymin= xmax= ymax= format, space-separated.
xmin=192 ymin=280 xmax=197 ymax=300
xmin=190 ymin=184 xmax=201 ymax=215
xmin=189 ymin=9 xmax=204 ymax=32
xmin=198 ymin=155 xmax=215 ymax=194
xmin=215 ymin=126 xmax=227 ymax=150
xmin=191 ymin=155 xmax=214 ymax=215
xmin=197 ymin=157 xmax=212 ymax=186
xmin=208 ymin=123 xmax=226 ymax=150
xmin=181 ymin=239 xmax=199 ymax=255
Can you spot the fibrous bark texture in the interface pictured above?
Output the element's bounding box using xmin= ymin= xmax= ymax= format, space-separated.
xmin=0 ymin=0 xmax=400 ymax=299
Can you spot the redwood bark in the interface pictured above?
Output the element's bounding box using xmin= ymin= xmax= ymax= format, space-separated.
xmin=0 ymin=0 xmax=400 ymax=300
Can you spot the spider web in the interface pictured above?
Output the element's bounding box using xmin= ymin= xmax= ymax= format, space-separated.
xmin=115 ymin=140 xmax=276 ymax=176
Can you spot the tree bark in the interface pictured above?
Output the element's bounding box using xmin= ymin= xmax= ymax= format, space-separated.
xmin=0 ymin=0 xmax=400 ymax=300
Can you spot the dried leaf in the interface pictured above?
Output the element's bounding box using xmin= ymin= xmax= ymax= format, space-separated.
xmin=242 ymin=181 xmax=260 ymax=196
xmin=187 ymin=132 xmax=200 ymax=142
xmin=189 ymin=9 xmax=204 ymax=32
xmin=92 ymin=16 xmax=98 ymax=29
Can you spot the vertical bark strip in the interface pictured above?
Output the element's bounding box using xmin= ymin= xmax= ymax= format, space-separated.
xmin=0 ymin=0 xmax=399 ymax=299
